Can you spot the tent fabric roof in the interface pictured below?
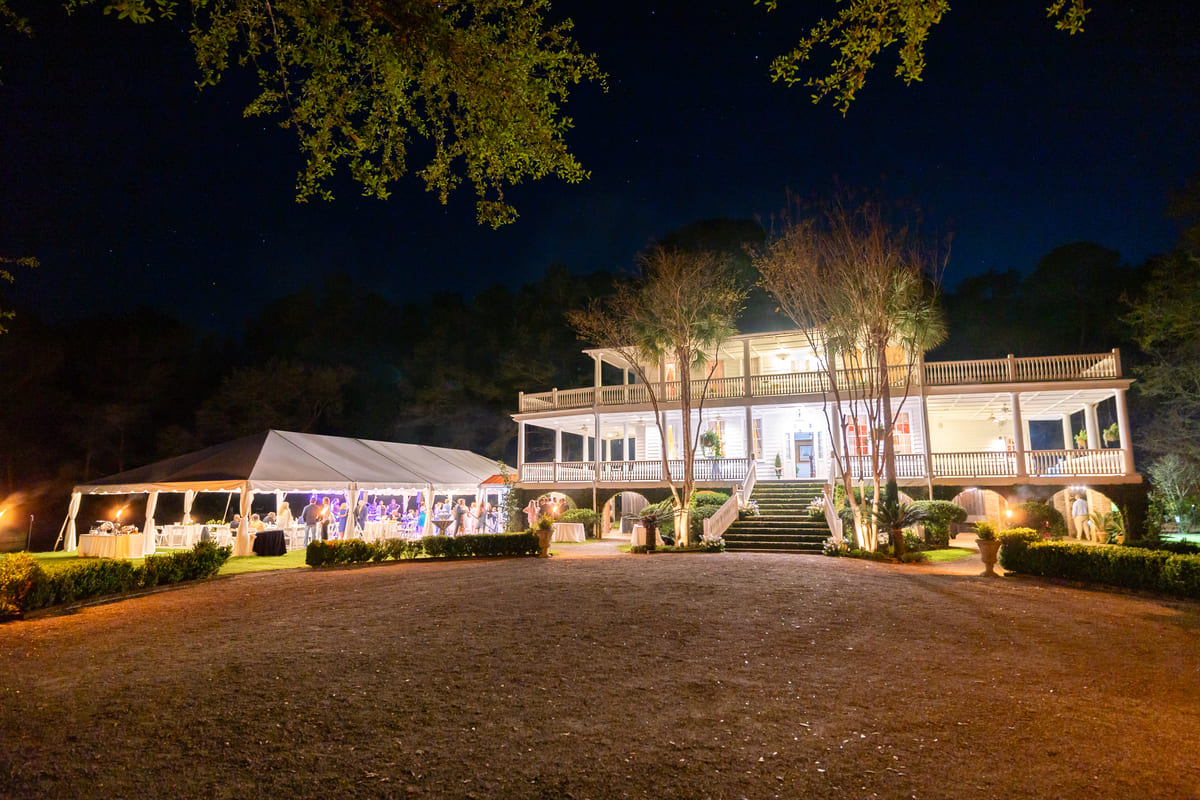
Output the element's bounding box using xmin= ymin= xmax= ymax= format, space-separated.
xmin=73 ymin=430 xmax=500 ymax=495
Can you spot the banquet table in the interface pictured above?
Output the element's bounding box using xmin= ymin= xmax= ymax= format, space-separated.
xmin=78 ymin=533 xmax=146 ymax=558
xmin=251 ymin=529 xmax=288 ymax=556
xmin=630 ymin=523 xmax=664 ymax=547
xmin=552 ymin=522 xmax=587 ymax=543
xmin=361 ymin=520 xmax=402 ymax=541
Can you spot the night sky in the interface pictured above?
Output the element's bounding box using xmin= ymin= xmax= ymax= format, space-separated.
xmin=2 ymin=1 xmax=1197 ymax=328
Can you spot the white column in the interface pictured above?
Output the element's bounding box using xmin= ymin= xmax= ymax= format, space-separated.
xmin=517 ymin=421 xmax=526 ymax=473
xmin=1061 ymin=414 xmax=1074 ymax=451
xmin=422 ymin=488 xmax=434 ymax=536
xmin=919 ymin=397 xmax=934 ymax=496
xmin=1114 ymin=388 xmax=1135 ymax=474
xmin=1084 ymin=403 xmax=1100 ymax=452
xmin=622 ymin=421 xmax=629 ymax=462
xmin=745 ymin=405 xmax=754 ymax=460
xmin=594 ymin=354 xmax=602 ymax=391
xmin=1010 ymin=393 xmax=1027 ymax=478
xmin=743 ymin=339 xmax=752 ymax=398
xmin=554 ymin=428 xmax=562 ymax=464
xmin=593 ymin=412 xmax=601 ymax=483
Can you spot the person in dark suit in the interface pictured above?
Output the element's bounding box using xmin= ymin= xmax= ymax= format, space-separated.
xmin=301 ymin=498 xmax=322 ymax=545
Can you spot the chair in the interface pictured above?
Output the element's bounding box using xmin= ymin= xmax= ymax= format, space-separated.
xmin=166 ymin=526 xmax=187 ymax=548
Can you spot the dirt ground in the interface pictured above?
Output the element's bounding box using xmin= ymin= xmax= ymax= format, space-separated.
xmin=1 ymin=544 xmax=1198 ymax=799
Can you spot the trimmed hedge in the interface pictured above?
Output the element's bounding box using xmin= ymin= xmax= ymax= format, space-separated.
xmin=306 ymin=533 xmax=539 ymax=567
xmin=1124 ymin=539 xmax=1200 ymax=556
xmin=0 ymin=542 xmax=233 ymax=621
xmin=999 ymin=536 xmax=1200 ymax=599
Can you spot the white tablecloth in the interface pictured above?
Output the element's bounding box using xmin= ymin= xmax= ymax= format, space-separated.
xmin=78 ymin=533 xmax=145 ymax=559
xmin=630 ymin=523 xmax=664 ymax=547
xmin=552 ymin=522 xmax=586 ymax=543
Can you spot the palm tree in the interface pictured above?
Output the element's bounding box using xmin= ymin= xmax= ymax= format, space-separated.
xmin=873 ymin=500 xmax=927 ymax=559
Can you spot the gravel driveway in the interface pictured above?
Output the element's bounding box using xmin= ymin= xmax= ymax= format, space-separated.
xmin=1 ymin=549 xmax=1197 ymax=799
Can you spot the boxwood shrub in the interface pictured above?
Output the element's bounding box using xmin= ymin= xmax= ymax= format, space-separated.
xmin=305 ymin=533 xmax=539 ymax=567
xmin=1 ymin=542 xmax=232 ymax=621
xmin=998 ymin=538 xmax=1200 ymax=599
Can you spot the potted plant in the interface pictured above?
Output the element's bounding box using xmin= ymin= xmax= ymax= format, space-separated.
xmin=640 ymin=512 xmax=658 ymax=553
xmin=773 ymin=453 xmax=783 ymax=478
xmin=1074 ymin=429 xmax=1088 ymax=449
xmin=1103 ymin=423 xmax=1119 ymax=447
xmin=699 ymin=430 xmax=720 ymax=457
xmin=533 ymin=515 xmax=554 ymax=557
xmin=974 ymin=521 xmax=1001 ymax=577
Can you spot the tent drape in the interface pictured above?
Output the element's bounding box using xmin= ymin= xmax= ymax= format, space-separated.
xmin=65 ymin=491 xmax=82 ymax=552
xmin=143 ymin=490 xmax=159 ymax=556
xmin=344 ymin=483 xmax=358 ymax=540
xmin=183 ymin=489 xmax=196 ymax=523
xmin=234 ymin=485 xmax=253 ymax=556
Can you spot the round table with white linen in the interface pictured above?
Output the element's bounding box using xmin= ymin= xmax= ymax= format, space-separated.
xmin=552 ymin=522 xmax=587 ymax=542
xmin=78 ymin=533 xmax=146 ymax=558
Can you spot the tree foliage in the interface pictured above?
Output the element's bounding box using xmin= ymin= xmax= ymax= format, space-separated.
xmin=760 ymin=0 xmax=1091 ymax=113
xmin=1124 ymin=250 xmax=1200 ymax=462
xmin=567 ymin=247 xmax=746 ymax=546
xmin=755 ymin=192 xmax=946 ymax=549
xmin=44 ymin=0 xmax=603 ymax=226
xmin=0 ymin=255 xmax=37 ymax=334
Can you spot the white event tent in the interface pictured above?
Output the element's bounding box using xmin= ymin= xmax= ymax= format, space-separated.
xmin=67 ymin=430 xmax=503 ymax=557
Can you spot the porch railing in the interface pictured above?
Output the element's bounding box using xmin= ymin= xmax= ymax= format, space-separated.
xmin=518 ymin=352 xmax=1121 ymax=411
xmin=522 ymin=457 xmax=750 ymax=484
xmin=523 ymin=449 xmax=1127 ymax=484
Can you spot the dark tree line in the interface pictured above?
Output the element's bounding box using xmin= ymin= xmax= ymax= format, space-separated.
xmin=0 ymin=212 xmax=1189 ymax=546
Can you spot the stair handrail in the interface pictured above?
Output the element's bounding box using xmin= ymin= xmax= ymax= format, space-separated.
xmin=704 ymin=462 xmax=756 ymax=542
xmin=823 ymin=483 xmax=843 ymax=543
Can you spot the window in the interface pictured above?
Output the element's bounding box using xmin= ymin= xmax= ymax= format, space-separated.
xmin=892 ymin=412 xmax=912 ymax=455
xmin=844 ymin=412 xmax=913 ymax=456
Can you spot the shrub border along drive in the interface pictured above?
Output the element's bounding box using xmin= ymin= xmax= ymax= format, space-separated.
xmin=0 ymin=541 xmax=233 ymax=621
xmin=1000 ymin=530 xmax=1200 ymax=599
xmin=305 ymin=532 xmax=540 ymax=567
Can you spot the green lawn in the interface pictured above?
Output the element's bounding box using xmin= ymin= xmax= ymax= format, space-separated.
xmin=218 ymin=549 xmax=309 ymax=575
xmin=30 ymin=547 xmax=311 ymax=575
xmin=923 ymin=546 xmax=975 ymax=563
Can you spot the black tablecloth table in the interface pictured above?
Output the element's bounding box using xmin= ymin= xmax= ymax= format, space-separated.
xmin=252 ymin=529 xmax=287 ymax=556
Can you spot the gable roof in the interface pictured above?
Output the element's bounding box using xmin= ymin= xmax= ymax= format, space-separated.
xmin=74 ymin=430 xmax=499 ymax=495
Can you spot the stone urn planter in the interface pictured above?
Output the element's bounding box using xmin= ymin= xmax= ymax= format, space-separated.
xmin=978 ymin=538 xmax=1002 ymax=577
xmin=534 ymin=518 xmax=554 ymax=557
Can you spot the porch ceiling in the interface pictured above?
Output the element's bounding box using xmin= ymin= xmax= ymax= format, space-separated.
xmin=923 ymin=388 xmax=1116 ymax=421
xmin=527 ymin=407 xmax=753 ymax=439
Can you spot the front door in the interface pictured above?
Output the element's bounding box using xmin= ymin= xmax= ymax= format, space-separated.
xmin=793 ymin=432 xmax=814 ymax=478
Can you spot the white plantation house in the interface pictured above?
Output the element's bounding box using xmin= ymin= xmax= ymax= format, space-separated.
xmin=512 ymin=329 xmax=1138 ymax=544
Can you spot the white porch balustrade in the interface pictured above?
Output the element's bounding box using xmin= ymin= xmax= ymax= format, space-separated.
xmin=518 ymin=352 xmax=1121 ymax=411
xmin=523 ymin=458 xmax=751 ymax=484
xmin=522 ymin=449 xmax=1126 ymax=484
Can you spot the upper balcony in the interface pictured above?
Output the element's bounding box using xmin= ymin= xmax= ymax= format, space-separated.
xmin=517 ymin=350 xmax=1123 ymax=414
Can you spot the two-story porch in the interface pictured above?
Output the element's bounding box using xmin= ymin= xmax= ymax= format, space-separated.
xmin=513 ymin=331 xmax=1139 ymax=492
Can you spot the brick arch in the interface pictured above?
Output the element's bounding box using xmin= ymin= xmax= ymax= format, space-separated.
xmin=949 ymin=488 xmax=1010 ymax=531
xmin=1050 ymin=486 xmax=1119 ymax=539
xmin=598 ymin=490 xmax=667 ymax=536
